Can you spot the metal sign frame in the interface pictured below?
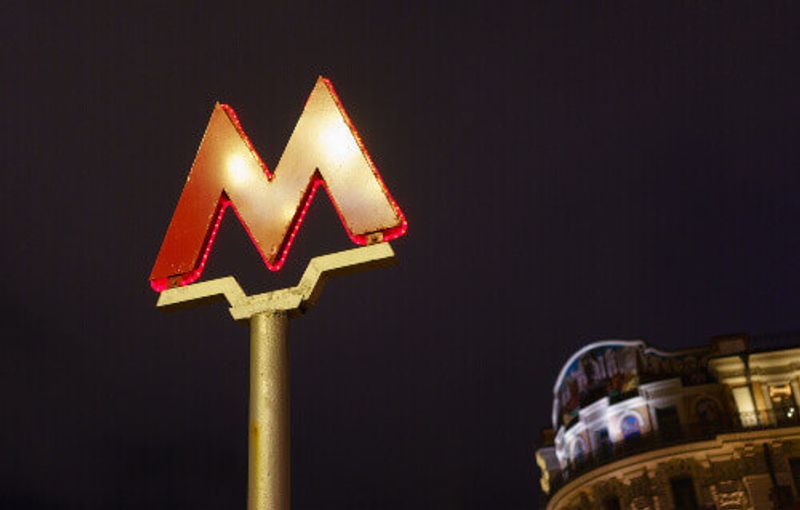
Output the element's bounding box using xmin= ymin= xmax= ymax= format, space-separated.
xmin=150 ymin=78 xmax=406 ymax=510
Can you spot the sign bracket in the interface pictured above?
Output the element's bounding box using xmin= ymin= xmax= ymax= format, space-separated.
xmin=156 ymin=242 xmax=396 ymax=510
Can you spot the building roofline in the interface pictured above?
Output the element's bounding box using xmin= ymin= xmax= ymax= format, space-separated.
xmin=550 ymin=339 xmax=709 ymax=429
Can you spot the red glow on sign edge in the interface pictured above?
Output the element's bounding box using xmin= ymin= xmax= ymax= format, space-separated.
xmin=150 ymin=80 xmax=407 ymax=292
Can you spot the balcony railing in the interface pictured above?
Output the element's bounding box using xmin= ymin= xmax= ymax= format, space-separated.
xmin=547 ymin=410 xmax=800 ymax=495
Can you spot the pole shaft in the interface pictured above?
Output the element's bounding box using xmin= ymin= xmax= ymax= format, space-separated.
xmin=248 ymin=311 xmax=290 ymax=510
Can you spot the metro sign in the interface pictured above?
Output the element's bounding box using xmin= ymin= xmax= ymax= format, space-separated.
xmin=150 ymin=77 xmax=407 ymax=291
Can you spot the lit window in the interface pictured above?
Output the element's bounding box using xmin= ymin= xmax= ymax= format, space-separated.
xmin=769 ymin=384 xmax=797 ymax=424
xmin=620 ymin=415 xmax=641 ymax=440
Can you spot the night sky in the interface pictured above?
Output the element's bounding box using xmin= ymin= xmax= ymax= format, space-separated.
xmin=3 ymin=3 xmax=800 ymax=509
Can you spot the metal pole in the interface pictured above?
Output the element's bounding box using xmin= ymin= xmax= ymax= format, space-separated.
xmin=248 ymin=311 xmax=290 ymax=510
xmin=155 ymin=246 xmax=397 ymax=510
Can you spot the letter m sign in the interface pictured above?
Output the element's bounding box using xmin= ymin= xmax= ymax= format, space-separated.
xmin=150 ymin=77 xmax=407 ymax=291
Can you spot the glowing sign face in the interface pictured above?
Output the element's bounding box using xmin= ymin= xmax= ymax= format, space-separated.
xmin=150 ymin=77 xmax=406 ymax=291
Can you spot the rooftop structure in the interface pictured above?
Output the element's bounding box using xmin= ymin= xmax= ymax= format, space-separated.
xmin=536 ymin=334 xmax=800 ymax=510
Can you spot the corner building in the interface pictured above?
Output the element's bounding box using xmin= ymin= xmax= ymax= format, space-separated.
xmin=536 ymin=334 xmax=800 ymax=510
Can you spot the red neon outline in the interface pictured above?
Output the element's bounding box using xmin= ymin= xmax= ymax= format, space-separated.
xmin=150 ymin=198 xmax=231 ymax=291
xmin=150 ymin=79 xmax=407 ymax=291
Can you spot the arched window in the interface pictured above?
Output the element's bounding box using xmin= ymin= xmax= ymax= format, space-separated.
xmin=695 ymin=398 xmax=720 ymax=423
xmin=603 ymin=495 xmax=622 ymax=510
xmin=571 ymin=437 xmax=587 ymax=464
xmin=620 ymin=414 xmax=641 ymax=440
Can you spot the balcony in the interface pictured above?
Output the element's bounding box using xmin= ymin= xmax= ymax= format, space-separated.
xmin=548 ymin=410 xmax=800 ymax=496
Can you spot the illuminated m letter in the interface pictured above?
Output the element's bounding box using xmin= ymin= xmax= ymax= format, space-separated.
xmin=150 ymin=77 xmax=406 ymax=290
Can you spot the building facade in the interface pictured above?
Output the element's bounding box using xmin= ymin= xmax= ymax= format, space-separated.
xmin=535 ymin=335 xmax=800 ymax=510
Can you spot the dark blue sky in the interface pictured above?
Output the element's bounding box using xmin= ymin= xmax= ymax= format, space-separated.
xmin=2 ymin=2 xmax=800 ymax=508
